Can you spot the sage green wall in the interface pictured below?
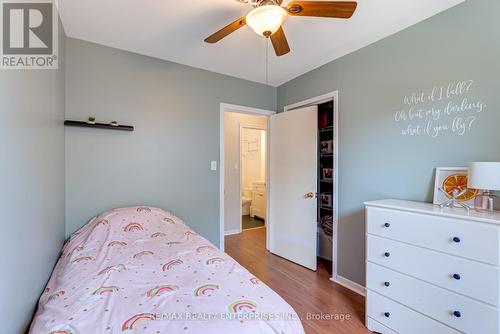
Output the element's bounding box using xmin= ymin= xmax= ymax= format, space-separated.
xmin=277 ymin=0 xmax=500 ymax=285
xmin=65 ymin=38 xmax=276 ymax=246
xmin=0 ymin=20 xmax=66 ymax=333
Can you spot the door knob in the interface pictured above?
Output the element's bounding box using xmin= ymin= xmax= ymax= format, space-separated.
xmin=304 ymin=192 xmax=315 ymax=199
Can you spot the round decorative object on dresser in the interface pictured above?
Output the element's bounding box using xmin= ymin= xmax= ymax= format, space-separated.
xmin=453 ymin=310 xmax=461 ymax=318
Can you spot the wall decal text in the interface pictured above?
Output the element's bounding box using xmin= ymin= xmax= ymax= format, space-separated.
xmin=394 ymin=80 xmax=486 ymax=138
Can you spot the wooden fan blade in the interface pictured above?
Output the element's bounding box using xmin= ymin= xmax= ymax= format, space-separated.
xmin=286 ymin=1 xmax=357 ymax=18
xmin=270 ymin=26 xmax=290 ymax=57
xmin=204 ymin=17 xmax=246 ymax=43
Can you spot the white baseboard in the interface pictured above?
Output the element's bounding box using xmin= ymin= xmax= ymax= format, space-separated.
xmin=330 ymin=275 xmax=366 ymax=296
xmin=224 ymin=229 xmax=241 ymax=236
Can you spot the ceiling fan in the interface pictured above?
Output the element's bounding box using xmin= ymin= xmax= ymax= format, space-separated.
xmin=204 ymin=0 xmax=357 ymax=57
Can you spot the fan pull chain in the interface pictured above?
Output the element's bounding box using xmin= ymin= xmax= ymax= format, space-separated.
xmin=265 ymin=38 xmax=269 ymax=85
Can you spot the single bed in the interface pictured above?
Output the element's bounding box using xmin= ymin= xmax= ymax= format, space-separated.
xmin=29 ymin=206 xmax=305 ymax=334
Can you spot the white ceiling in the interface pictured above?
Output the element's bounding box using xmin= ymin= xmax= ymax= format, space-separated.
xmin=59 ymin=0 xmax=464 ymax=86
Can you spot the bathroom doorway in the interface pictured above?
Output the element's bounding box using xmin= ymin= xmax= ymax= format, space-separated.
xmin=240 ymin=125 xmax=267 ymax=231
xmin=221 ymin=106 xmax=273 ymax=246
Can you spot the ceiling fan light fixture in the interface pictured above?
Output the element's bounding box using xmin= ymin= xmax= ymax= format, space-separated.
xmin=246 ymin=5 xmax=287 ymax=37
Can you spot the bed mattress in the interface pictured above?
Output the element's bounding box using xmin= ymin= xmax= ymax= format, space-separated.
xmin=29 ymin=206 xmax=305 ymax=334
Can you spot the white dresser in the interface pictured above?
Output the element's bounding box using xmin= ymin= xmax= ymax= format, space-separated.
xmin=365 ymin=199 xmax=500 ymax=334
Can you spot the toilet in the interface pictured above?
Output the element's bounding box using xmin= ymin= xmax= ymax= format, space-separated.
xmin=241 ymin=187 xmax=253 ymax=215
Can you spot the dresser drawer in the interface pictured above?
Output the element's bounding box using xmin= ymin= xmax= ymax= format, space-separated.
xmin=367 ymin=207 xmax=499 ymax=265
xmin=366 ymin=290 xmax=460 ymax=334
xmin=367 ymin=234 xmax=499 ymax=306
xmin=366 ymin=317 xmax=398 ymax=334
xmin=367 ymin=262 xmax=498 ymax=333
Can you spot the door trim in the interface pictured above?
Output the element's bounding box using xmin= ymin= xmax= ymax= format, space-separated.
xmin=282 ymin=91 xmax=339 ymax=281
xmin=220 ymin=103 xmax=275 ymax=252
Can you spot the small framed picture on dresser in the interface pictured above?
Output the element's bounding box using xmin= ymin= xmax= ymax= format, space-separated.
xmin=433 ymin=167 xmax=478 ymax=207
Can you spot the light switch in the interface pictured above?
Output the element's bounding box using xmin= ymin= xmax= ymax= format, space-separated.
xmin=210 ymin=161 xmax=217 ymax=171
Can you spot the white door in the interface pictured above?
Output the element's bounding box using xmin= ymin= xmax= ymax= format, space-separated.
xmin=269 ymin=106 xmax=318 ymax=270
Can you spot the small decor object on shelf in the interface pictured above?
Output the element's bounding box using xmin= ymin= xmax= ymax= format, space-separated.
xmin=433 ymin=167 xmax=478 ymax=209
xmin=87 ymin=117 xmax=96 ymax=125
xmin=320 ymin=193 xmax=332 ymax=208
xmin=322 ymin=168 xmax=333 ymax=181
xmin=110 ymin=121 xmax=119 ymax=127
xmin=468 ymin=162 xmax=500 ymax=212
xmin=320 ymin=140 xmax=333 ymax=154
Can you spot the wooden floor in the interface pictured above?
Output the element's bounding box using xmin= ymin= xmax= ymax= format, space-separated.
xmin=225 ymin=228 xmax=371 ymax=334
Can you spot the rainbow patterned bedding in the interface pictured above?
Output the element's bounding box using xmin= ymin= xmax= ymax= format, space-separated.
xmin=29 ymin=206 xmax=305 ymax=334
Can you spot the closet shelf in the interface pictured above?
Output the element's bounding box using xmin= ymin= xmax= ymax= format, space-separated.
xmin=64 ymin=120 xmax=134 ymax=131
xmin=320 ymin=179 xmax=333 ymax=183
xmin=320 ymin=206 xmax=333 ymax=211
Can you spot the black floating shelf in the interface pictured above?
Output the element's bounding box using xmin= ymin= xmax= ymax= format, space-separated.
xmin=64 ymin=120 xmax=134 ymax=131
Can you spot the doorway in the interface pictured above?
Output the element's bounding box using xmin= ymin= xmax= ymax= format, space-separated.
xmin=240 ymin=125 xmax=267 ymax=231
xmin=219 ymin=103 xmax=275 ymax=252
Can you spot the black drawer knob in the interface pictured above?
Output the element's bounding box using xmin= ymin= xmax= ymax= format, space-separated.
xmin=384 ymin=281 xmax=390 ymax=287
xmin=384 ymin=222 xmax=390 ymax=228
xmin=384 ymin=252 xmax=391 ymax=257
xmin=453 ymin=273 xmax=461 ymax=280
xmin=452 ymin=237 xmax=461 ymax=243
xmin=453 ymin=311 xmax=461 ymax=318
xmin=384 ymin=312 xmax=390 ymax=318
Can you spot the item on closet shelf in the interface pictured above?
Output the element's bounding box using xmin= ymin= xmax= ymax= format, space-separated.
xmin=468 ymin=162 xmax=500 ymax=212
xmin=318 ymin=101 xmax=334 ymax=128
xmin=322 ymin=168 xmax=333 ymax=180
xmin=433 ymin=167 xmax=478 ymax=209
xmin=87 ymin=116 xmax=96 ymax=124
xmin=320 ymin=215 xmax=333 ymax=236
xmin=110 ymin=120 xmax=119 ymax=127
xmin=320 ymin=140 xmax=333 ymax=154
xmin=320 ymin=193 xmax=332 ymax=208
xmin=318 ymin=111 xmax=329 ymax=128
